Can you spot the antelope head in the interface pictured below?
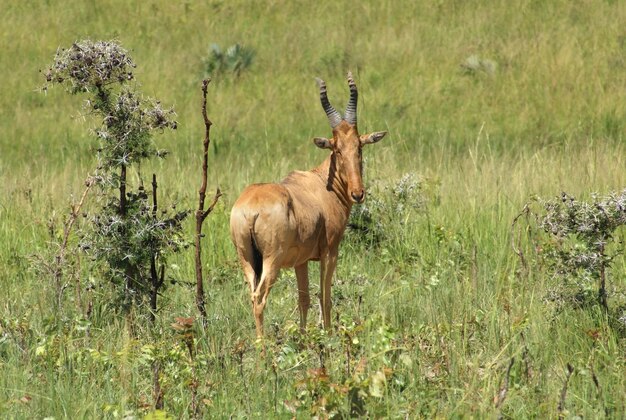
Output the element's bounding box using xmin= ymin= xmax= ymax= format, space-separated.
xmin=313 ymin=72 xmax=387 ymax=204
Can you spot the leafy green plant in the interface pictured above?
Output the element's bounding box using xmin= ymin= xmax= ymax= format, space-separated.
xmin=204 ymin=43 xmax=255 ymax=77
xmin=269 ymin=314 xmax=410 ymax=418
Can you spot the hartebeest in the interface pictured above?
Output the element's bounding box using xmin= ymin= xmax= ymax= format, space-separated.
xmin=230 ymin=73 xmax=386 ymax=337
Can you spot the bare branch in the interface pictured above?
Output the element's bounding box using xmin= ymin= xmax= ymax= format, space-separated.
xmin=202 ymin=188 xmax=223 ymax=221
xmin=196 ymin=78 xmax=214 ymax=216
xmin=195 ymin=78 xmax=221 ymax=327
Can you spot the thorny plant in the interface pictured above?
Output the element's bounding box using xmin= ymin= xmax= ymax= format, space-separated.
xmin=44 ymin=40 xmax=135 ymax=92
xmin=520 ymin=190 xmax=626 ymax=312
xmin=82 ymin=185 xmax=189 ymax=309
xmin=347 ymin=172 xmax=429 ymax=247
xmin=42 ymin=40 xmax=187 ymax=314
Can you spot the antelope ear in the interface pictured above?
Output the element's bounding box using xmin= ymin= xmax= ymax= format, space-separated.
xmin=313 ymin=137 xmax=332 ymax=149
xmin=360 ymin=131 xmax=387 ymax=145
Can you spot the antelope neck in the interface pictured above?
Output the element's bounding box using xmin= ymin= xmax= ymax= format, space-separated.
xmin=313 ymin=153 xmax=353 ymax=214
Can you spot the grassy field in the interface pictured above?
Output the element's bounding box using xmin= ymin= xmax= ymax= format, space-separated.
xmin=1 ymin=0 xmax=626 ymax=417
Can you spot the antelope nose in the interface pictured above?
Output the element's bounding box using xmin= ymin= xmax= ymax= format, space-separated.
xmin=351 ymin=190 xmax=365 ymax=203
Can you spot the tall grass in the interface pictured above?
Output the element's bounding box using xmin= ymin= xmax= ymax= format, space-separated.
xmin=1 ymin=0 xmax=625 ymax=417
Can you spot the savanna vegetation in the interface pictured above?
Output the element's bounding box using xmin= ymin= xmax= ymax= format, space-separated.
xmin=1 ymin=0 xmax=625 ymax=418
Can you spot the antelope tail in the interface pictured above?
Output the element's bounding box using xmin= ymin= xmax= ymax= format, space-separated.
xmin=249 ymin=214 xmax=263 ymax=289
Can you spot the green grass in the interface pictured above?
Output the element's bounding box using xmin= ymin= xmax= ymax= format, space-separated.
xmin=1 ymin=0 xmax=626 ymax=417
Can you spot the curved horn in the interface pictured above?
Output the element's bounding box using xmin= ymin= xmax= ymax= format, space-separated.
xmin=315 ymin=77 xmax=342 ymax=129
xmin=344 ymin=71 xmax=358 ymax=126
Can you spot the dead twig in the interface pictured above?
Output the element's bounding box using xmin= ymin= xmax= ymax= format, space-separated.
xmin=511 ymin=203 xmax=531 ymax=271
xmin=557 ymin=363 xmax=574 ymax=419
xmin=520 ymin=332 xmax=533 ymax=381
xmin=495 ymin=357 xmax=515 ymax=418
xmin=195 ymin=78 xmax=222 ymax=327
xmin=153 ymin=360 xmax=163 ymax=410
xmin=54 ymin=175 xmax=94 ymax=307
